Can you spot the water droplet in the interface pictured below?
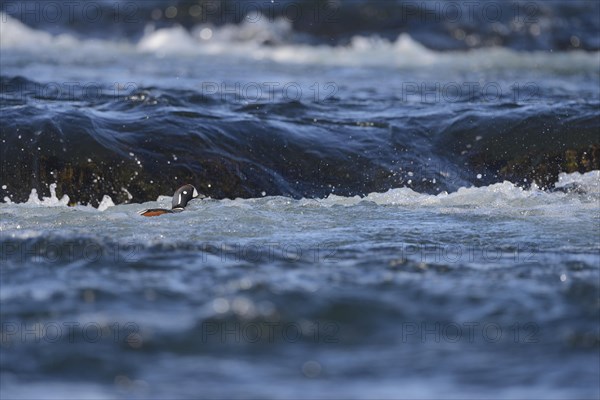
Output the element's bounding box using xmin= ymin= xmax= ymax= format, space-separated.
xmin=213 ymin=298 xmax=230 ymax=314
xmin=200 ymin=28 xmax=213 ymax=40
xmin=302 ymin=361 xmax=322 ymax=378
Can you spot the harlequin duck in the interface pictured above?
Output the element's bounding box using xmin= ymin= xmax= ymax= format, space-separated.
xmin=139 ymin=184 xmax=201 ymax=217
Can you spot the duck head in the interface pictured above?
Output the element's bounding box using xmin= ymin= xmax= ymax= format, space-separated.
xmin=172 ymin=184 xmax=201 ymax=211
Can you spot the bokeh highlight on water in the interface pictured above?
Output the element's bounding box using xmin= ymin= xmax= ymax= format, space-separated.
xmin=1 ymin=1 xmax=599 ymax=399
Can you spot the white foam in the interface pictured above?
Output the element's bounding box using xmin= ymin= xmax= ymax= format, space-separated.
xmin=97 ymin=195 xmax=116 ymax=211
xmin=134 ymin=17 xmax=599 ymax=71
xmin=0 ymin=13 xmax=77 ymax=49
xmin=0 ymin=13 xmax=128 ymax=56
xmin=555 ymin=170 xmax=600 ymax=193
xmin=2 ymin=171 xmax=598 ymax=211
xmin=22 ymin=184 xmax=70 ymax=207
xmin=301 ymin=171 xmax=599 ymax=210
xmin=1 ymin=184 xmax=123 ymax=211
xmin=1 ymin=13 xmax=598 ymax=72
xmin=137 ymin=25 xmax=199 ymax=55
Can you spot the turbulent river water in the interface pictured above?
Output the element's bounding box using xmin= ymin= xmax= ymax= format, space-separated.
xmin=1 ymin=1 xmax=599 ymax=399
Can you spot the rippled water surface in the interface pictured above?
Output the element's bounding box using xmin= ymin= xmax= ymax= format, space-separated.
xmin=2 ymin=173 xmax=599 ymax=399
xmin=1 ymin=1 xmax=599 ymax=399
